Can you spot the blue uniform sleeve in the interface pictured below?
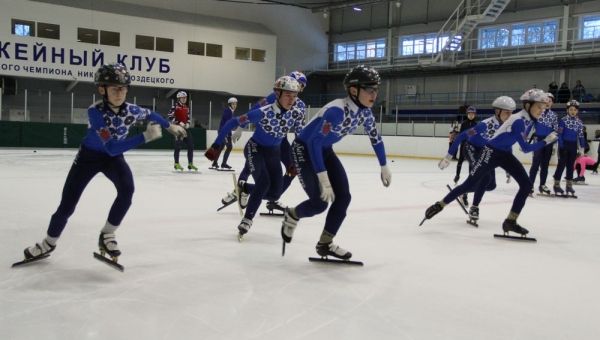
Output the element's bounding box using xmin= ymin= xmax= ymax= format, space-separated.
xmin=213 ymin=110 xmax=261 ymax=146
xmin=578 ymin=121 xmax=585 ymax=148
xmin=448 ymin=128 xmax=473 ymax=156
xmin=514 ymin=120 xmax=545 ymax=153
xmin=87 ymin=107 xmax=145 ymax=156
xmin=362 ymin=115 xmax=387 ymax=166
xmin=147 ymin=111 xmax=170 ymax=128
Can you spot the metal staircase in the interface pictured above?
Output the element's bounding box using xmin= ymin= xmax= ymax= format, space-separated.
xmin=426 ymin=0 xmax=511 ymax=66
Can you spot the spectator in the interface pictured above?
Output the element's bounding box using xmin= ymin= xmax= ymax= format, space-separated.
xmin=548 ymin=81 xmax=558 ymax=99
xmin=583 ymin=126 xmax=590 ymax=154
xmin=558 ymin=83 xmax=570 ymax=103
xmin=573 ymin=153 xmax=597 ymax=183
xmin=571 ymin=80 xmax=585 ymax=102
xmin=593 ymin=129 xmax=600 ymax=173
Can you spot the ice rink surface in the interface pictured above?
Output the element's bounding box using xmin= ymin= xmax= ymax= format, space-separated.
xmin=1 ymin=148 xmax=599 ymax=340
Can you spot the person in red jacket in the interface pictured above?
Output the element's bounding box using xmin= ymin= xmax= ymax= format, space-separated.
xmin=168 ymin=91 xmax=197 ymax=171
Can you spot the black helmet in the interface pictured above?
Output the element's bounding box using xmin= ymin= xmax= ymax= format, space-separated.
xmin=94 ymin=63 xmax=132 ymax=86
xmin=343 ymin=65 xmax=380 ymax=90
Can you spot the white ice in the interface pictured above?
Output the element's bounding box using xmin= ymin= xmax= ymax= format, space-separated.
xmin=1 ymin=148 xmax=599 ymax=340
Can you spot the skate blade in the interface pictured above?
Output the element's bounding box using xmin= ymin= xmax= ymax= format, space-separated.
xmin=493 ymin=234 xmax=537 ymax=242
xmin=466 ymin=220 xmax=479 ymax=228
xmin=259 ymin=211 xmax=284 ymax=217
xmin=308 ymin=257 xmax=364 ymax=266
xmin=93 ymin=252 xmax=124 ymax=272
xmin=217 ymin=200 xmax=237 ymax=212
xmin=419 ymin=217 xmax=427 ymax=226
xmin=172 ymin=171 xmax=202 ymax=174
xmin=11 ymin=254 xmax=50 ymax=268
xmin=446 ymin=184 xmax=468 ymax=215
xmin=237 ymin=234 xmax=244 ymax=242
xmin=282 ymin=241 xmax=286 ymax=257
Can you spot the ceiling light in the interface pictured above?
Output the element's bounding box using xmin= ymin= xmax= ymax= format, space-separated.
xmin=323 ymin=9 xmax=328 ymax=18
xmin=396 ymin=1 xmax=401 ymax=8
xmin=353 ymin=6 xmax=362 ymax=11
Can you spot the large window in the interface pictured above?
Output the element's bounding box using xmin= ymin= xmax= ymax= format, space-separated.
xmin=188 ymin=41 xmax=205 ymax=56
xmin=479 ymin=20 xmax=558 ymax=49
xmin=12 ymin=19 xmax=35 ymax=36
xmin=235 ymin=47 xmax=266 ymax=62
xmin=334 ymin=39 xmax=386 ymax=62
xmin=400 ymin=33 xmax=458 ymax=56
xmin=12 ymin=19 xmax=60 ymax=40
xmin=580 ymin=15 xmax=600 ymax=40
xmin=206 ymin=43 xmax=222 ymax=58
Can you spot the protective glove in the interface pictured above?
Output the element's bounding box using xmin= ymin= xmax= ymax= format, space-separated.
xmin=506 ymin=172 xmax=511 ymax=184
xmin=167 ymin=123 xmax=187 ymax=138
xmin=232 ymin=127 xmax=244 ymax=143
xmin=317 ymin=171 xmax=335 ymax=202
xmin=544 ymin=132 xmax=558 ymax=145
xmin=179 ymin=122 xmax=185 ymax=127
xmin=184 ymin=123 xmax=189 ymax=129
xmin=143 ymin=122 xmax=162 ymax=143
xmin=438 ymin=153 xmax=453 ymax=170
xmin=381 ymin=164 xmax=392 ymax=187
xmin=286 ymin=164 xmax=297 ymax=177
xmin=204 ymin=143 xmax=220 ymax=161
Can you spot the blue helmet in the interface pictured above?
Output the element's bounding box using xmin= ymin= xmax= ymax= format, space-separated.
xmin=289 ymin=71 xmax=307 ymax=87
xmin=466 ymin=106 xmax=477 ymax=113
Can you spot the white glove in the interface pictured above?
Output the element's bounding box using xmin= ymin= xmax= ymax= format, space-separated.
xmin=544 ymin=132 xmax=558 ymax=145
xmin=381 ymin=164 xmax=392 ymax=187
xmin=143 ymin=122 xmax=162 ymax=143
xmin=178 ymin=122 xmax=185 ymax=127
xmin=552 ymin=145 xmax=556 ymax=156
xmin=506 ymin=172 xmax=511 ymax=184
xmin=438 ymin=153 xmax=453 ymax=170
xmin=184 ymin=123 xmax=189 ymax=129
xmin=232 ymin=127 xmax=244 ymax=143
xmin=317 ymin=171 xmax=335 ymax=202
xmin=167 ymin=123 xmax=187 ymax=138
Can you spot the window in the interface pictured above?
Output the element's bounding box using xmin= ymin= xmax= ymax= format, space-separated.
xmin=399 ymin=34 xmax=458 ymax=56
xmin=136 ymin=35 xmax=154 ymax=50
xmin=37 ymin=22 xmax=60 ymax=40
xmin=251 ymin=49 xmax=265 ymax=62
xmin=78 ymin=28 xmax=98 ymax=44
xmin=206 ymin=43 xmax=222 ymax=58
xmin=188 ymin=41 xmax=205 ymax=56
xmin=156 ymin=37 xmax=174 ymax=52
xmin=236 ymin=47 xmax=250 ymax=60
xmin=478 ymin=20 xmax=558 ymax=49
xmin=334 ymin=39 xmax=386 ymax=61
xmin=580 ymin=15 xmax=600 ymax=40
xmin=100 ymin=31 xmax=120 ymax=46
xmin=12 ymin=19 xmax=35 ymax=36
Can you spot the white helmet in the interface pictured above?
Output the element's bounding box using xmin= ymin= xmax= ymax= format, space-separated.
xmin=492 ymin=96 xmax=516 ymax=111
xmin=520 ymin=89 xmax=549 ymax=104
xmin=176 ymin=91 xmax=187 ymax=98
xmin=228 ymin=97 xmax=238 ymax=104
xmin=273 ymin=76 xmax=301 ymax=93
xmin=566 ymin=99 xmax=580 ymax=108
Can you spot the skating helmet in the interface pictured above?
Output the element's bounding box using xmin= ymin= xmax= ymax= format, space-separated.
xmin=94 ymin=63 xmax=131 ymax=86
xmin=176 ymin=91 xmax=187 ymax=98
xmin=566 ymin=99 xmax=580 ymax=108
xmin=491 ymin=96 xmax=516 ymax=111
xmin=466 ymin=106 xmax=477 ymax=113
xmin=289 ymin=71 xmax=307 ymax=87
xmin=343 ymin=65 xmax=381 ymax=90
xmin=546 ymin=93 xmax=555 ymax=101
xmin=273 ymin=76 xmax=301 ymax=93
xmin=520 ymin=89 xmax=549 ymax=104
xmin=228 ymin=97 xmax=238 ymax=104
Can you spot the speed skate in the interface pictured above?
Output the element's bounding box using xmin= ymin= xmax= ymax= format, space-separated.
xmin=308 ymin=257 xmax=364 ymax=266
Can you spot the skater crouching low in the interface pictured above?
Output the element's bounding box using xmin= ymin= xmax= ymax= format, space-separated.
xmin=423 ymin=89 xmax=558 ymax=237
xmin=17 ymin=63 xmax=186 ymax=267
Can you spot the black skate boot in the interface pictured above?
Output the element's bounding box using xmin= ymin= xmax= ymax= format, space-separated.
xmin=553 ymin=181 xmax=565 ymax=196
xmin=502 ymin=219 xmax=529 ymax=236
xmin=210 ymin=162 xmax=219 ymax=170
xmin=24 ymin=239 xmax=56 ymax=260
xmin=281 ymin=208 xmax=299 ymax=244
xmin=237 ymin=218 xmax=253 ymax=242
xmin=98 ymin=232 xmax=121 ymax=258
xmin=453 ymin=175 xmax=460 ymax=186
xmin=573 ymin=176 xmax=585 ymax=184
xmin=565 ymin=180 xmax=576 ymax=197
xmin=538 ymin=185 xmax=551 ymax=195
xmin=221 ymin=163 xmax=232 ymax=170
xmin=460 ymin=194 xmax=469 ymax=207
xmin=266 ymin=200 xmax=286 ymax=212
xmin=316 ymin=241 xmax=352 ymax=260
xmin=237 ymin=181 xmax=249 ymax=209
xmin=468 ymin=206 xmax=479 ymax=221
xmin=420 ymin=202 xmax=444 ymax=226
